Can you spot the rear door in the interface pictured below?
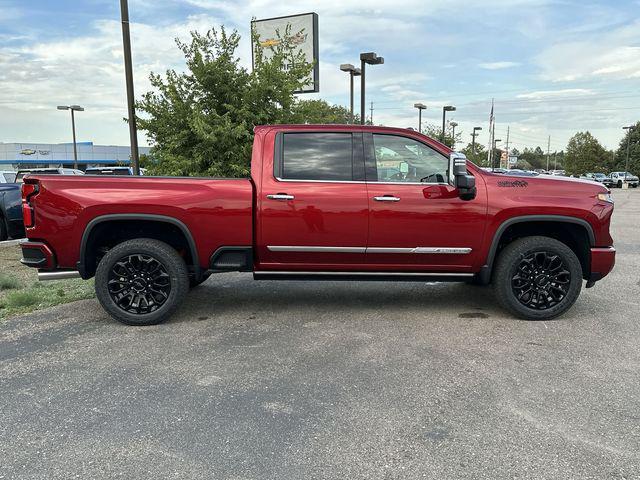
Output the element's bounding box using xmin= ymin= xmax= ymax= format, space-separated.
xmin=256 ymin=130 xmax=369 ymax=271
xmin=364 ymin=132 xmax=487 ymax=272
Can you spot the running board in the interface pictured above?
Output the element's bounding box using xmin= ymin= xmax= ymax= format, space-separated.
xmin=253 ymin=271 xmax=473 ymax=282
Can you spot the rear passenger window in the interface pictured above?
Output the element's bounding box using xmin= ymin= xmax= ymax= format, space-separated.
xmin=281 ymin=133 xmax=353 ymax=181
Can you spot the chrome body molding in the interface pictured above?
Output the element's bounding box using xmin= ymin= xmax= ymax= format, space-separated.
xmin=267 ymin=246 xmax=472 ymax=254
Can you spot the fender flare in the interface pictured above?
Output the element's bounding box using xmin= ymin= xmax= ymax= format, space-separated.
xmin=478 ymin=215 xmax=595 ymax=284
xmin=77 ymin=213 xmax=200 ymax=279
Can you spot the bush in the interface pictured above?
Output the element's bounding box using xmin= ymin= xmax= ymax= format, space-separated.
xmin=0 ymin=274 xmax=20 ymax=290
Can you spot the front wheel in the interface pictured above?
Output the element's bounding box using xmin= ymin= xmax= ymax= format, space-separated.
xmin=493 ymin=236 xmax=582 ymax=320
xmin=95 ymin=238 xmax=189 ymax=326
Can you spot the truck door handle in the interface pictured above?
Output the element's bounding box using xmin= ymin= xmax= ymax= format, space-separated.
xmin=373 ymin=195 xmax=401 ymax=202
xmin=266 ymin=193 xmax=295 ymax=201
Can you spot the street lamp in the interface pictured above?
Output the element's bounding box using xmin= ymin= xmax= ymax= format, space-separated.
xmin=57 ymin=105 xmax=84 ymax=170
xmin=493 ymin=139 xmax=502 ymax=170
xmin=449 ymin=121 xmax=458 ymax=149
xmin=441 ymin=105 xmax=456 ymax=143
xmin=471 ymin=126 xmax=482 ymax=155
xmin=340 ymin=64 xmax=361 ymax=123
xmin=359 ymin=52 xmax=384 ymax=125
xmin=414 ymin=103 xmax=427 ymax=133
xmin=623 ymin=125 xmax=636 ymax=182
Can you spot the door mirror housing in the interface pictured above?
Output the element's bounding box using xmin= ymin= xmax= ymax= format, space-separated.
xmin=449 ymin=152 xmax=476 ymax=201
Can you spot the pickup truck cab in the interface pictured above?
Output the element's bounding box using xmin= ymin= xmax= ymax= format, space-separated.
xmin=609 ymin=171 xmax=639 ymax=188
xmin=20 ymin=125 xmax=615 ymax=325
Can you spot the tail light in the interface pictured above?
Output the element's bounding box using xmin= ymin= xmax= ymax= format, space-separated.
xmin=22 ymin=181 xmax=39 ymax=228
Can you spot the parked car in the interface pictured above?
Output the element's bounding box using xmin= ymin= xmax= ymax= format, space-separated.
xmin=16 ymin=167 xmax=84 ymax=183
xmin=608 ymin=171 xmax=639 ymax=188
xmin=549 ymin=169 xmax=566 ymax=176
xmin=20 ymin=125 xmax=615 ymax=325
xmin=580 ymin=173 xmax=607 ymax=183
xmin=534 ymin=169 xmax=548 ymax=175
xmin=0 ymin=183 xmax=23 ymax=240
xmin=85 ymin=167 xmax=134 ymax=176
xmin=0 ymin=171 xmax=17 ymax=183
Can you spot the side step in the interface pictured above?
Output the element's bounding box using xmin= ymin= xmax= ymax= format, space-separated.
xmin=209 ymin=247 xmax=253 ymax=272
xmin=253 ymin=271 xmax=473 ymax=282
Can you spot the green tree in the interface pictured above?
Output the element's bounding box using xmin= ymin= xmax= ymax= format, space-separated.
xmin=564 ymin=131 xmax=608 ymax=175
xmin=290 ymin=99 xmax=358 ymax=124
xmin=137 ymin=26 xmax=313 ymax=177
xmin=612 ymin=121 xmax=640 ymax=173
xmin=461 ymin=142 xmax=487 ymax=165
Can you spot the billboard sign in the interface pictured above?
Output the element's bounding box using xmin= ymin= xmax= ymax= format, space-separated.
xmin=252 ymin=12 xmax=319 ymax=94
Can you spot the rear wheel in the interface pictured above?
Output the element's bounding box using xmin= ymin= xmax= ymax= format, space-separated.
xmin=0 ymin=217 xmax=7 ymax=241
xmin=493 ymin=236 xmax=582 ymax=320
xmin=95 ymin=238 xmax=189 ymax=326
xmin=617 ymin=180 xmax=622 ymax=188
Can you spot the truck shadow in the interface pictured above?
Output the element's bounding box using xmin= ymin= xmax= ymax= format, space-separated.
xmin=179 ymin=273 xmax=502 ymax=322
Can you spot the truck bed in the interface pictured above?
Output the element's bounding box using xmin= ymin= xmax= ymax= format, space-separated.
xmin=25 ymin=175 xmax=253 ymax=271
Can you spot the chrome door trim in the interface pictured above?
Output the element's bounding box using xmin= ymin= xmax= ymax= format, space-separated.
xmin=267 ymin=246 xmax=366 ymax=253
xmin=373 ymin=196 xmax=401 ymax=202
xmin=266 ymin=194 xmax=295 ymax=200
xmin=255 ymin=271 xmax=473 ymax=277
xmin=367 ymin=247 xmax=472 ymax=254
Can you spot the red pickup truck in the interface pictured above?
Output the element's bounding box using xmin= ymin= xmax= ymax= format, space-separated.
xmin=20 ymin=125 xmax=615 ymax=325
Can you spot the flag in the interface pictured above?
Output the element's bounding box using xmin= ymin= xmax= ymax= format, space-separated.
xmin=487 ymin=99 xmax=494 ymax=167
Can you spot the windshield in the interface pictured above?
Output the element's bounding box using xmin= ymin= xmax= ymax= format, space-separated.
xmin=3 ymin=173 xmax=16 ymax=183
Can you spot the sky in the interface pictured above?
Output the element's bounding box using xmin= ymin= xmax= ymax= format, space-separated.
xmin=0 ymin=0 xmax=639 ymax=153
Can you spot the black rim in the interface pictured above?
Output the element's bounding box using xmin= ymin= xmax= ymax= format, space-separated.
xmin=511 ymin=251 xmax=571 ymax=310
xmin=107 ymin=254 xmax=171 ymax=314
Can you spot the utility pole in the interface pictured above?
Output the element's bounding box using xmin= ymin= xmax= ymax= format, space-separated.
xmin=504 ymin=126 xmax=510 ymax=169
xmin=120 ymin=0 xmax=140 ymax=175
xmin=623 ymin=125 xmax=636 ymax=181
xmin=546 ymin=135 xmax=551 ymax=171
xmin=370 ymin=101 xmax=374 ymax=125
xmin=554 ymin=151 xmax=558 ymax=170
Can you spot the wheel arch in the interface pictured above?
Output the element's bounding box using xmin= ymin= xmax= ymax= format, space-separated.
xmin=78 ymin=214 xmax=200 ymax=279
xmin=478 ymin=215 xmax=595 ymax=284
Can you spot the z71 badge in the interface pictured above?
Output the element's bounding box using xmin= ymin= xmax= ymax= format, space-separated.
xmin=497 ymin=180 xmax=528 ymax=187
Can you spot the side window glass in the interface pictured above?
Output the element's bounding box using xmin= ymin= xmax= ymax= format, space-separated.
xmin=281 ymin=133 xmax=353 ymax=181
xmin=372 ymin=134 xmax=448 ymax=183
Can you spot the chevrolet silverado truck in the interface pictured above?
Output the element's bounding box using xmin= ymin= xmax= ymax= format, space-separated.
xmin=20 ymin=125 xmax=616 ymax=325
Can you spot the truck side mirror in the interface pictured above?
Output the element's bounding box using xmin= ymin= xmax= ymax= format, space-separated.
xmin=449 ymin=152 xmax=476 ymax=201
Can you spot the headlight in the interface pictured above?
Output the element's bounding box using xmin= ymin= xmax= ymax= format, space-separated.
xmin=597 ymin=192 xmax=614 ymax=203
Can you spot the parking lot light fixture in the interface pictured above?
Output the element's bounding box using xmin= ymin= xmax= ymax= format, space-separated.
xmin=57 ymin=105 xmax=84 ymax=170
xmin=441 ymin=105 xmax=456 ymax=142
xmin=449 ymin=121 xmax=458 ymax=149
xmin=471 ymin=126 xmax=482 ymax=155
xmin=414 ymin=103 xmax=427 ymax=133
xmin=340 ymin=64 xmax=361 ymax=123
xmin=623 ymin=125 xmax=636 ymax=181
xmin=359 ymin=52 xmax=384 ymax=125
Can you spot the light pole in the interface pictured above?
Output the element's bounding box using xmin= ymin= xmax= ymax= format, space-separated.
xmin=441 ymin=105 xmax=456 ymax=143
xmin=359 ymin=52 xmax=384 ymax=125
xmin=414 ymin=103 xmax=427 ymax=133
xmin=57 ymin=105 xmax=84 ymax=170
xmin=120 ymin=0 xmax=141 ymax=175
xmin=340 ymin=64 xmax=361 ymax=123
xmin=493 ymin=139 xmax=502 ymax=170
xmin=471 ymin=126 xmax=482 ymax=155
xmin=623 ymin=125 xmax=636 ymax=182
xmin=449 ymin=121 xmax=458 ymax=149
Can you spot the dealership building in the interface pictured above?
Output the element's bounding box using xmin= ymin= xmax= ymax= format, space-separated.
xmin=0 ymin=142 xmax=150 ymax=170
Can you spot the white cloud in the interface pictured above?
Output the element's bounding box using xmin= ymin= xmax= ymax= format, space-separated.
xmin=478 ymin=61 xmax=520 ymax=70
xmin=516 ymin=88 xmax=594 ymax=99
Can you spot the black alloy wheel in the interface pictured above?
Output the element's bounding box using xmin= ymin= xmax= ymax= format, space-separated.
xmin=511 ymin=251 xmax=570 ymax=310
xmin=108 ymin=254 xmax=171 ymax=314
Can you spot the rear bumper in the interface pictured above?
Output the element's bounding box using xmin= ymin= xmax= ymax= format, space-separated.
xmin=20 ymin=241 xmax=55 ymax=269
xmin=588 ymin=246 xmax=615 ymax=283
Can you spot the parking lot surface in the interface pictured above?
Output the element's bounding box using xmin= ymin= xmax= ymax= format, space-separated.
xmin=1 ymin=190 xmax=639 ymax=480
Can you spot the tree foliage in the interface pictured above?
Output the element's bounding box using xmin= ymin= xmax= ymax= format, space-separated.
xmin=612 ymin=121 xmax=640 ymax=173
xmin=564 ymin=131 xmax=608 ymax=175
xmin=137 ymin=26 xmax=313 ymax=177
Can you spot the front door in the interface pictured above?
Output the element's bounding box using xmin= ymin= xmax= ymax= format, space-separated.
xmin=364 ymin=132 xmax=487 ymax=273
xmin=257 ymin=130 xmax=369 ymax=271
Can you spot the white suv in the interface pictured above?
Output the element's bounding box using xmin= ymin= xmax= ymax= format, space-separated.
xmin=610 ymin=171 xmax=639 ymax=188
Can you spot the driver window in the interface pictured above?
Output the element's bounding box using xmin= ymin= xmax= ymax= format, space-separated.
xmin=372 ymin=134 xmax=449 ymax=183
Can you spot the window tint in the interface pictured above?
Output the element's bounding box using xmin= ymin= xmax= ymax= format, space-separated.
xmin=281 ymin=133 xmax=353 ymax=181
xmin=372 ymin=134 xmax=448 ymax=183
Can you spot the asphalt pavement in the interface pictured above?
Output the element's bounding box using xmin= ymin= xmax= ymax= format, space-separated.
xmin=1 ymin=189 xmax=639 ymax=480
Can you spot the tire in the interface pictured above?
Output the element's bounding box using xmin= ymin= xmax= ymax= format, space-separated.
xmin=0 ymin=217 xmax=7 ymax=242
xmin=492 ymin=236 xmax=582 ymax=320
xmin=189 ymin=273 xmax=211 ymax=288
xmin=617 ymin=180 xmax=622 ymax=188
xmin=95 ymin=238 xmax=189 ymax=326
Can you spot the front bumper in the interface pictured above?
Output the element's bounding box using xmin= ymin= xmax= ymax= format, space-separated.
xmin=587 ymin=246 xmax=616 ymax=284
